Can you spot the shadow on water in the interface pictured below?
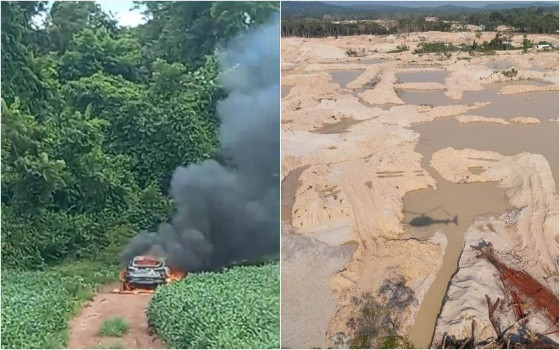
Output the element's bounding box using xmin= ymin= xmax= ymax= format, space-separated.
xmin=404 ymin=205 xmax=459 ymax=227
xmin=314 ymin=117 xmax=363 ymax=134
xmin=408 ymin=214 xmax=459 ymax=227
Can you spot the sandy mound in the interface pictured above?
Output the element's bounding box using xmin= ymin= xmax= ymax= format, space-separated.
xmin=430 ymin=148 xmax=559 ymax=346
xmin=282 ymin=32 xmax=558 ymax=348
xmin=455 ymin=115 xmax=509 ymax=125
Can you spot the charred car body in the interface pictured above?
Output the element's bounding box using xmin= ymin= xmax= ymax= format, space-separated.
xmin=125 ymin=256 xmax=167 ymax=286
xmin=117 ymin=256 xmax=186 ymax=293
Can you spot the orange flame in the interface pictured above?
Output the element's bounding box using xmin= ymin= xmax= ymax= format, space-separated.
xmin=165 ymin=268 xmax=187 ymax=284
xmin=116 ymin=259 xmax=187 ymax=294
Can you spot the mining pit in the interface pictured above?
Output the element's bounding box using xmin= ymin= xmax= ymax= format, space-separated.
xmin=281 ymin=31 xmax=559 ymax=348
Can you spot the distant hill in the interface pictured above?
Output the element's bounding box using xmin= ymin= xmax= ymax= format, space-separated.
xmin=281 ymin=2 xmax=359 ymax=18
xmin=326 ymin=1 xmax=558 ymax=9
xmin=282 ymin=1 xmax=559 ymax=20
xmin=483 ymin=2 xmax=558 ymax=9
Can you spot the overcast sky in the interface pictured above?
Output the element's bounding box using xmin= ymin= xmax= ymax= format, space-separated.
xmin=34 ymin=1 xmax=146 ymax=28
xmin=96 ymin=0 xmax=145 ymax=27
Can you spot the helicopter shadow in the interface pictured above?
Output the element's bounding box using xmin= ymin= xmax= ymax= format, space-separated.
xmin=404 ymin=205 xmax=459 ymax=228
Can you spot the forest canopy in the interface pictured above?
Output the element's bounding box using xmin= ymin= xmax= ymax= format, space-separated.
xmin=1 ymin=1 xmax=279 ymax=270
xmin=281 ymin=1 xmax=559 ymax=37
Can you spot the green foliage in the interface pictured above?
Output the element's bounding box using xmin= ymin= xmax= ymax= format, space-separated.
xmin=147 ymin=263 xmax=280 ymax=349
xmin=2 ymin=3 xmax=280 ymax=349
xmin=46 ymin=1 xmax=118 ymax=53
xmin=1 ymin=2 xmax=55 ymax=117
xmin=281 ymin=18 xmax=389 ymax=37
xmin=136 ymin=1 xmax=279 ymax=67
xmin=380 ymin=331 xmax=414 ymax=349
xmin=502 ymin=68 xmax=518 ymax=78
xmin=281 ymin=3 xmax=558 ymax=37
xmin=413 ymin=41 xmax=459 ymax=54
xmin=1 ymin=1 xmax=256 ymax=269
xmin=345 ymin=48 xmax=366 ymax=57
xmin=1 ymin=263 xmax=118 ymax=349
xmin=59 ymin=28 xmax=143 ymax=82
xmin=1 ymin=99 xmax=170 ymax=268
xmin=99 ymin=317 xmax=130 ymax=337
xmin=387 ymin=44 xmax=409 ymax=53
xmin=346 ymin=286 xmax=416 ymax=349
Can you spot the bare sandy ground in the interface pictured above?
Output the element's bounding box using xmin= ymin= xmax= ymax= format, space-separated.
xmin=430 ymin=149 xmax=559 ymax=346
xmin=281 ymin=31 xmax=558 ymax=348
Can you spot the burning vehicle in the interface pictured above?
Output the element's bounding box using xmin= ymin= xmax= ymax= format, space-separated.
xmin=116 ymin=256 xmax=187 ymax=294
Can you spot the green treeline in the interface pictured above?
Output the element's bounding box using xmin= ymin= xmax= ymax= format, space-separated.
xmin=281 ymin=17 xmax=452 ymax=37
xmin=1 ymin=1 xmax=279 ymax=270
xmin=281 ymin=19 xmax=390 ymax=37
xmin=281 ymin=3 xmax=559 ymax=37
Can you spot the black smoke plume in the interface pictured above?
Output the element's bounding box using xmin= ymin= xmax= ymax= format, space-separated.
xmin=119 ymin=13 xmax=280 ymax=272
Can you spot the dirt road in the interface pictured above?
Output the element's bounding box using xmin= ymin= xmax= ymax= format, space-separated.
xmin=67 ymin=285 xmax=165 ymax=349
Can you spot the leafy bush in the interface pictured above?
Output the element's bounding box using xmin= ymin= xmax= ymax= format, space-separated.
xmin=345 ymin=48 xmax=366 ymax=57
xmin=147 ymin=263 xmax=279 ymax=348
xmin=347 ymin=279 xmax=416 ymax=349
xmin=99 ymin=317 xmax=129 ymax=337
xmin=387 ymin=44 xmax=409 ymax=53
xmin=413 ymin=41 xmax=459 ymax=54
xmin=1 ymin=264 xmax=118 ymax=349
xmin=502 ymin=68 xmax=518 ymax=77
xmin=380 ymin=331 xmax=414 ymax=349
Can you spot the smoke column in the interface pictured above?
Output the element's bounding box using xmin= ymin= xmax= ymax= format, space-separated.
xmin=119 ymin=13 xmax=280 ymax=271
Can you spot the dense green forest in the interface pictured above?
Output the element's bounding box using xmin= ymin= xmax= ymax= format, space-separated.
xmin=2 ymin=0 xmax=277 ymax=269
xmin=281 ymin=1 xmax=559 ymax=37
xmin=1 ymin=1 xmax=279 ymax=348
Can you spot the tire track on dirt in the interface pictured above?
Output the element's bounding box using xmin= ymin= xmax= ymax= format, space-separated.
xmin=67 ymin=285 xmax=164 ymax=349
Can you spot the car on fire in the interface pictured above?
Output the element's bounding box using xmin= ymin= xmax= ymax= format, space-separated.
xmin=117 ymin=256 xmax=186 ymax=293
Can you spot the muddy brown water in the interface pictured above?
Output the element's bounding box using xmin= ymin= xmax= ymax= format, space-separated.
xmin=398 ymin=81 xmax=557 ymax=118
xmin=414 ymin=118 xmax=559 ymax=189
xmin=530 ymin=65 xmax=547 ymax=72
xmin=282 ymin=85 xmax=293 ymax=98
xmin=485 ymin=61 xmax=513 ymax=70
xmin=404 ymin=84 xmax=558 ymax=347
xmin=396 ymin=70 xmax=448 ymax=84
xmin=405 ymin=130 xmax=513 ymax=348
xmin=358 ymin=58 xmax=382 ymax=64
xmin=329 ymin=69 xmax=365 ymax=88
xmin=314 ymin=117 xmax=363 ymax=134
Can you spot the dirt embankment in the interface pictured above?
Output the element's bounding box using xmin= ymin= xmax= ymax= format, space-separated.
xmin=282 ymin=31 xmax=558 ymax=348
xmin=67 ymin=285 xmax=164 ymax=349
xmin=430 ymin=149 xmax=559 ymax=346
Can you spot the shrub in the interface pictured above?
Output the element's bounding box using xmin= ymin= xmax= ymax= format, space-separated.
xmin=413 ymin=41 xmax=459 ymax=54
xmin=1 ymin=271 xmax=87 ymax=348
xmin=99 ymin=317 xmax=129 ymax=337
xmin=380 ymin=331 xmax=415 ymax=349
xmin=147 ymin=263 xmax=279 ymax=348
xmin=347 ymin=278 xmax=416 ymax=349
xmin=1 ymin=263 xmax=118 ymax=348
xmin=387 ymin=44 xmax=409 ymax=53
xmin=346 ymin=48 xmax=366 ymax=57
xmin=502 ymin=68 xmax=518 ymax=77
